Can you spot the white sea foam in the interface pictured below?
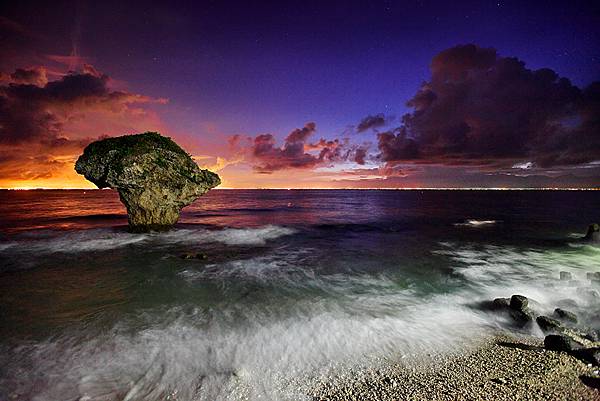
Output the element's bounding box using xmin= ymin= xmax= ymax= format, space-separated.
xmin=0 ymin=225 xmax=296 ymax=258
xmin=0 ymin=241 xmax=17 ymax=251
xmin=0 ymin=278 xmax=489 ymax=401
xmin=436 ymin=242 xmax=600 ymax=322
xmin=454 ymin=219 xmax=498 ymax=227
xmin=2 ymin=238 xmax=599 ymax=400
xmin=161 ymin=225 xmax=297 ymax=246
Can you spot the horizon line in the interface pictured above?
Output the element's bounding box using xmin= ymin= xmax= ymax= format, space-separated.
xmin=2 ymin=187 xmax=599 ymax=191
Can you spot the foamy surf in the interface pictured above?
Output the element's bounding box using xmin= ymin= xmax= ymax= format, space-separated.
xmin=454 ymin=219 xmax=498 ymax=227
xmin=3 ymin=239 xmax=599 ymax=400
xmin=0 ymin=276 xmax=491 ymax=401
xmin=0 ymin=225 xmax=296 ymax=258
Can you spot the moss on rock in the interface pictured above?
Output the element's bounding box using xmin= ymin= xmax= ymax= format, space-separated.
xmin=75 ymin=132 xmax=220 ymax=232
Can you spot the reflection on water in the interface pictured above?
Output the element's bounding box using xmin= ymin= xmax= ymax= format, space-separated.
xmin=0 ymin=263 xmax=133 ymax=337
xmin=1 ymin=189 xmax=600 ymax=400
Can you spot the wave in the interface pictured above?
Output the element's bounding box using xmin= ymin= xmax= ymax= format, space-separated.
xmin=0 ymin=269 xmax=490 ymax=401
xmin=0 ymin=225 xmax=297 ymax=263
xmin=161 ymin=225 xmax=296 ymax=246
xmin=454 ymin=219 xmax=498 ymax=227
xmin=2 ymin=227 xmax=599 ymax=399
xmin=435 ymin=242 xmax=600 ymax=325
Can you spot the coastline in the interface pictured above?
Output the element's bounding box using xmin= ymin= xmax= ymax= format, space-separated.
xmin=311 ymin=333 xmax=600 ymax=401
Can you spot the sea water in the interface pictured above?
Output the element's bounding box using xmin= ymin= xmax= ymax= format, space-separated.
xmin=1 ymin=189 xmax=599 ymax=400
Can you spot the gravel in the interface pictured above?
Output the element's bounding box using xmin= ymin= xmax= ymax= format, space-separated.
xmin=310 ymin=334 xmax=600 ymax=401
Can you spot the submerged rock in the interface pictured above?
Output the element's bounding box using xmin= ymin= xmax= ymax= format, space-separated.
xmin=75 ymin=132 xmax=220 ymax=232
xmin=181 ymin=251 xmax=208 ymax=260
xmin=556 ymin=298 xmax=578 ymax=309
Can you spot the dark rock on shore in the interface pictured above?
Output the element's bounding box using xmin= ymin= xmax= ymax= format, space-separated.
xmin=537 ymin=316 xmax=563 ymax=333
xmin=572 ymin=348 xmax=600 ymax=366
xmin=75 ymin=132 xmax=220 ymax=232
xmin=483 ymin=295 xmax=536 ymax=327
xmin=544 ymin=334 xmax=581 ymax=352
xmin=587 ymin=272 xmax=600 ymax=280
xmin=510 ymin=295 xmax=528 ymax=310
xmin=554 ymin=308 xmax=578 ymax=323
xmin=510 ymin=309 xmax=535 ymax=326
xmin=507 ymin=295 xmax=535 ymax=326
xmin=492 ymin=297 xmax=510 ymax=310
xmin=560 ymin=271 xmax=572 ymax=281
xmin=479 ymin=297 xmax=510 ymax=311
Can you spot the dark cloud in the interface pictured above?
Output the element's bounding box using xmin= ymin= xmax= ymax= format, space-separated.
xmin=6 ymin=66 xmax=48 ymax=86
xmin=237 ymin=123 xmax=344 ymax=173
xmin=331 ymin=163 xmax=600 ymax=189
xmin=0 ymin=66 xmax=160 ymax=145
xmin=377 ymin=127 xmax=420 ymax=161
xmin=377 ymin=44 xmax=600 ymax=167
xmin=0 ymin=65 xmax=166 ymax=183
xmin=285 ymin=122 xmax=317 ymax=142
xmin=353 ymin=147 xmax=367 ymax=165
xmin=356 ymin=114 xmax=390 ymax=132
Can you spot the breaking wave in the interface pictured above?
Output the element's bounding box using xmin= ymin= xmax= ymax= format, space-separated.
xmin=454 ymin=219 xmax=498 ymax=227
xmin=0 ymin=225 xmax=296 ymax=257
xmin=3 ymin=240 xmax=599 ymax=400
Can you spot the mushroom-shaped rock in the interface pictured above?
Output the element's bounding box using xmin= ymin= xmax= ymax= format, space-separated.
xmin=75 ymin=132 xmax=220 ymax=232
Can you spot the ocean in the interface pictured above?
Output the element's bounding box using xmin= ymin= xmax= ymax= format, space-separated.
xmin=1 ymin=189 xmax=599 ymax=400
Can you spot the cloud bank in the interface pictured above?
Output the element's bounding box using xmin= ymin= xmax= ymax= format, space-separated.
xmin=377 ymin=44 xmax=600 ymax=168
xmin=0 ymin=65 xmax=167 ymax=186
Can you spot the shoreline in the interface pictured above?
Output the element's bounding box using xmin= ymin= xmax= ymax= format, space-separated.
xmin=310 ymin=333 xmax=600 ymax=401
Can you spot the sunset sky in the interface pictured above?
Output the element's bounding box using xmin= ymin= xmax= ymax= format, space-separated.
xmin=1 ymin=0 xmax=599 ymax=189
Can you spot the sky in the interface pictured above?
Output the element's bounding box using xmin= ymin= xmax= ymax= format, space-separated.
xmin=0 ymin=0 xmax=599 ymax=189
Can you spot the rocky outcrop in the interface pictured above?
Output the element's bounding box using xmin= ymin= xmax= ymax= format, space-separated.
xmin=75 ymin=132 xmax=220 ymax=232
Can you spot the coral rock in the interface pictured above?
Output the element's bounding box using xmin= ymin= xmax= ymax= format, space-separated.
xmin=75 ymin=132 xmax=220 ymax=232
